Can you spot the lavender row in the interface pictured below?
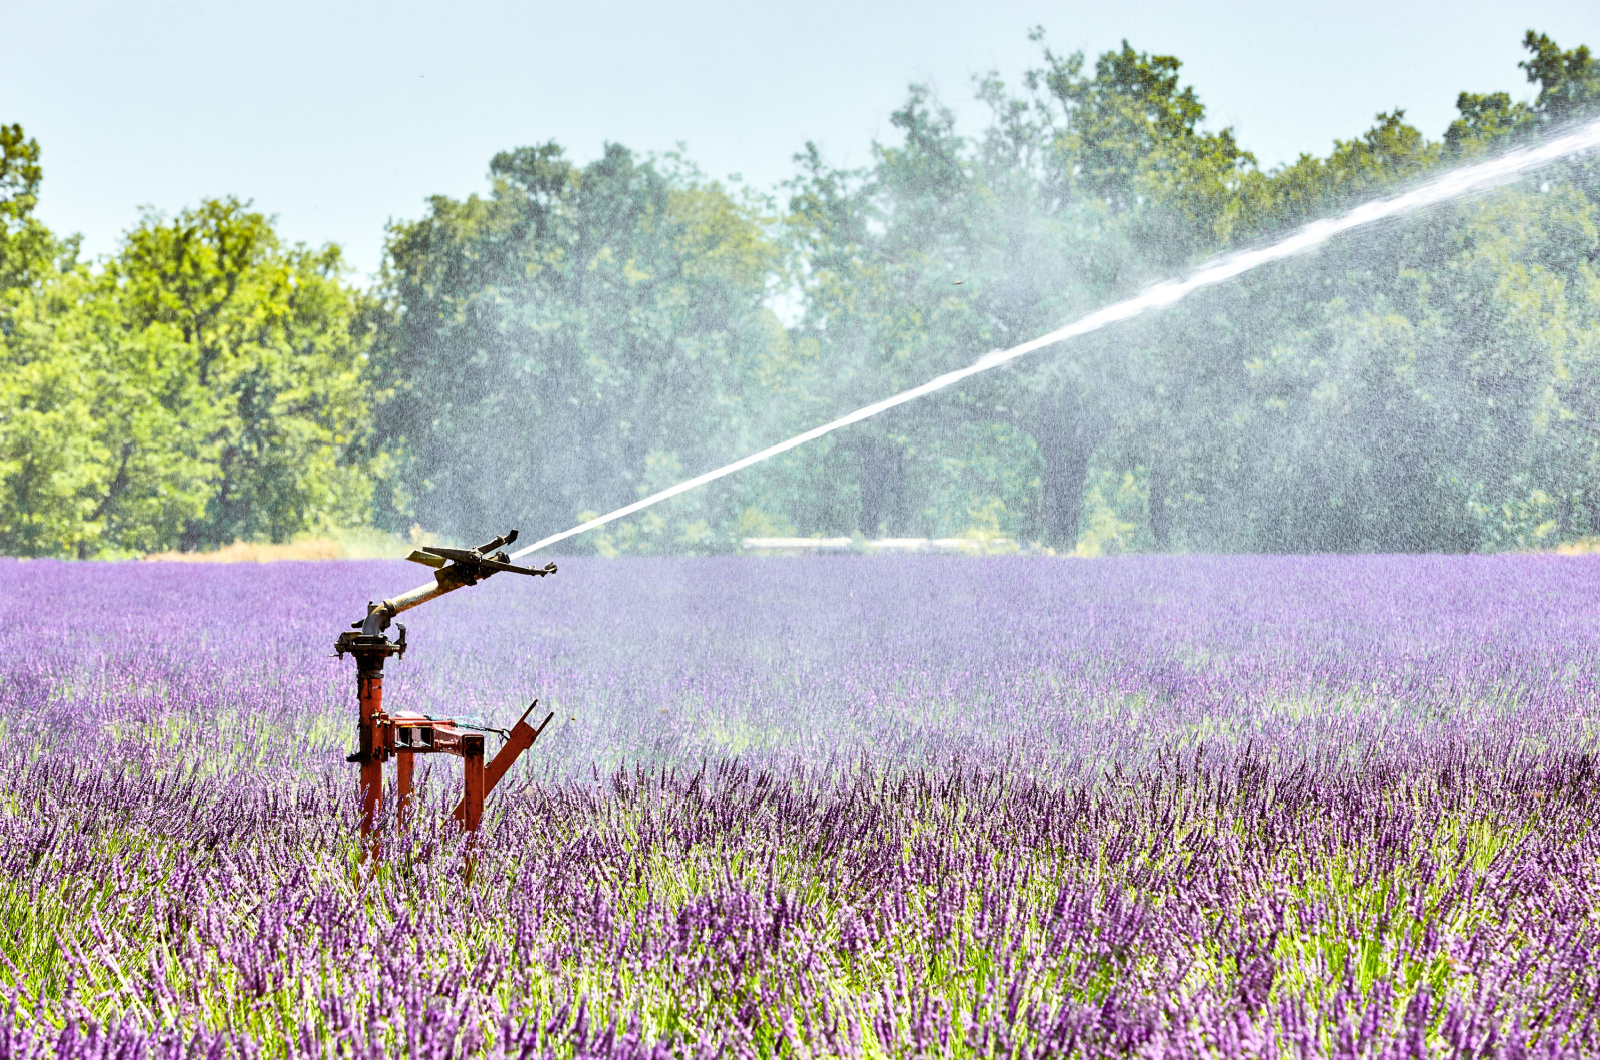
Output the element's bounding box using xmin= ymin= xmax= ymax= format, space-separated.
xmin=0 ymin=555 xmax=1596 ymax=1056
xmin=5 ymin=555 xmax=1598 ymax=776
xmin=0 ymin=742 xmax=1595 ymax=1056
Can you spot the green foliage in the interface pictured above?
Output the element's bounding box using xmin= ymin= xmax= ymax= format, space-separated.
xmin=0 ymin=171 xmax=375 ymax=557
xmin=374 ymin=143 xmax=803 ymax=549
xmin=9 ymin=27 xmax=1600 ymax=557
xmin=0 ymin=271 xmax=210 ymax=557
xmin=1029 ymin=34 xmax=1255 ymax=256
xmin=111 ymin=200 xmax=376 ymax=549
xmin=1521 ymin=31 xmax=1600 ymax=127
xmin=751 ymin=28 xmax=1600 ymax=555
xmin=1444 ymin=92 xmax=1536 ymax=156
xmin=0 ymin=124 xmax=68 ymax=292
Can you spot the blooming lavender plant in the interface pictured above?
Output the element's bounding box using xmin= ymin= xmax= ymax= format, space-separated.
xmin=0 ymin=554 xmax=1597 ymax=1057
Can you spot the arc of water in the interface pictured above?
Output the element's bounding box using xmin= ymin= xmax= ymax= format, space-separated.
xmin=511 ymin=118 xmax=1600 ymax=561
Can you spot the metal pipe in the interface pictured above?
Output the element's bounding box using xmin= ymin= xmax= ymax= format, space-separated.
xmin=361 ymin=569 xmax=470 ymax=634
xmin=382 ymin=573 xmax=462 ymax=617
xmin=358 ymin=671 xmax=383 ymax=836
xmin=396 ymin=750 xmax=414 ymax=829
xmin=361 ymin=573 xmax=460 ymax=630
xmin=461 ymin=736 xmax=485 ymax=832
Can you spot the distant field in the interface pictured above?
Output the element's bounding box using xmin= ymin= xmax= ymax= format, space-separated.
xmin=138 ymin=527 xmax=432 ymax=563
xmin=1 ymin=555 xmax=1597 ymax=1057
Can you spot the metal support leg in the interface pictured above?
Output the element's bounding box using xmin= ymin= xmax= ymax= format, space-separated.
xmin=451 ymin=703 xmax=552 ymax=822
xmin=462 ymin=735 xmax=484 ymax=832
xmin=396 ymin=750 xmax=414 ymax=829
xmin=358 ymin=670 xmax=384 ymax=836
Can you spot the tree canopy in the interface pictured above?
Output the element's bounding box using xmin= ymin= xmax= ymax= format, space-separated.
xmin=0 ymin=194 xmax=375 ymax=556
xmin=4 ymin=29 xmax=1600 ymax=557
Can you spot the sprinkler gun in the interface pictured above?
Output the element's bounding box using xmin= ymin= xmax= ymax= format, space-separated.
xmin=333 ymin=530 xmax=558 ymax=841
xmin=343 ymin=529 xmax=557 ymax=637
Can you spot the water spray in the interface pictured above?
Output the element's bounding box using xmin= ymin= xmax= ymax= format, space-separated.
xmin=507 ymin=117 xmax=1600 ymax=562
xmin=334 ymin=119 xmax=1600 ymax=841
xmin=335 ymin=530 xmax=558 ymax=839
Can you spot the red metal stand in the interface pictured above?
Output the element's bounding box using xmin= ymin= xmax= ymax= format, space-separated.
xmin=342 ymin=634 xmax=552 ymax=841
xmin=358 ymin=668 xmax=385 ymax=834
xmin=396 ymin=748 xmax=415 ymax=828
xmin=335 ymin=529 xmax=557 ymax=847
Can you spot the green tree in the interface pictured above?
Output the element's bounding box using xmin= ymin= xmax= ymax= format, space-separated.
xmin=777 ymin=37 xmax=1251 ymax=548
xmin=771 ymin=26 xmax=1600 ymax=555
xmin=376 ymin=143 xmax=797 ymax=550
xmin=1444 ymin=92 xmax=1536 ymax=155
xmin=1029 ymin=35 xmax=1254 ymax=257
xmin=0 ymin=186 xmax=376 ymax=557
xmin=0 ymin=270 xmax=214 ymax=557
xmin=0 ymin=124 xmax=67 ymax=292
xmin=1521 ymin=31 xmax=1600 ymax=127
xmin=112 ymin=199 xmax=376 ymax=549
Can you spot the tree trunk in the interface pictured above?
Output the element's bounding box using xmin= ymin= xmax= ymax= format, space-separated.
xmin=1148 ymin=456 xmax=1171 ymax=551
xmin=1034 ymin=395 xmax=1096 ymax=551
xmin=857 ymin=437 xmax=909 ymax=537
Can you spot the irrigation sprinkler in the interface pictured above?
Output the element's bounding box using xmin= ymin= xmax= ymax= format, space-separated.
xmin=335 ymin=530 xmax=557 ymax=840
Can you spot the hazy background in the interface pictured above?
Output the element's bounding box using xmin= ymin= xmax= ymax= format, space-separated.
xmin=7 ymin=0 xmax=1599 ymax=276
xmin=6 ymin=1 xmax=1600 ymax=560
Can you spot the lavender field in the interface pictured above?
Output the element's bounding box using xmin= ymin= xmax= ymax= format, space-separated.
xmin=1 ymin=555 xmax=1598 ymax=1058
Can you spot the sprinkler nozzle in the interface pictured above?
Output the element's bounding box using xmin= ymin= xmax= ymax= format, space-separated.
xmin=350 ymin=530 xmax=557 ymax=634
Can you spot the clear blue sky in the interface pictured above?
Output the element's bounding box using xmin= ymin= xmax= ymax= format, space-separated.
xmin=5 ymin=0 xmax=1598 ymax=276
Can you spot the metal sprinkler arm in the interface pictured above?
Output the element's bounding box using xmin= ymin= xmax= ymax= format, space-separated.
xmin=353 ymin=530 xmax=557 ymax=635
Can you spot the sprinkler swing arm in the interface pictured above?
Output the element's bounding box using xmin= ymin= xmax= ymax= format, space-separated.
xmin=333 ymin=529 xmax=557 ymax=839
xmin=341 ymin=529 xmax=557 ymax=639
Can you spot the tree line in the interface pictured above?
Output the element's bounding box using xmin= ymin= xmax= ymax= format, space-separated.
xmin=3 ymin=30 xmax=1599 ymax=557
